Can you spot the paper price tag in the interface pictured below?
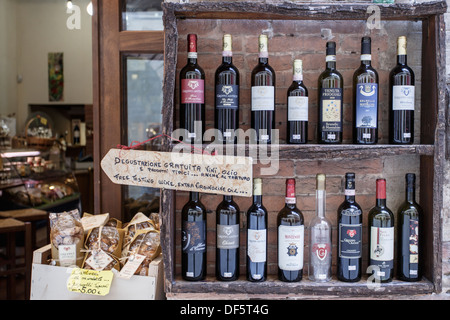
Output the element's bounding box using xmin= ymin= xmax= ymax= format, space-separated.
xmin=118 ymin=254 xmax=146 ymax=279
xmin=67 ymin=268 xmax=114 ymax=296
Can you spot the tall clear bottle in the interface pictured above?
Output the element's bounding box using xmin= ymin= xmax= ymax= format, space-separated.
xmin=216 ymin=195 xmax=240 ymax=281
xmin=277 ymin=179 xmax=304 ymax=282
xmin=397 ymin=173 xmax=422 ymax=281
xmin=246 ymin=178 xmax=268 ymax=282
xmin=368 ymin=178 xmax=394 ymax=283
xmin=179 ymin=34 xmax=205 ymax=144
xmin=353 ymin=36 xmax=379 ymax=144
xmin=251 ymin=34 xmax=276 ymax=144
xmin=389 ymin=36 xmax=415 ymax=144
xmin=215 ymin=34 xmax=240 ymax=144
xmin=337 ymin=173 xmax=363 ymax=282
xmin=318 ymin=41 xmax=344 ymax=144
xmin=181 ymin=192 xmax=207 ymax=281
xmin=308 ymin=174 xmax=332 ymax=282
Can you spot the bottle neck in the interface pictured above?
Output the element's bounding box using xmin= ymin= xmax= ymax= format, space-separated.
xmin=285 ymin=181 xmax=296 ymax=207
xmin=253 ymin=195 xmax=262 ymax=205
xmin=224 ymin=195 xmax=233 ymax=202
xmin=316 ymin=189 xmax=325 ymax=218
xmin=376 ymin=179 xmax=386 ymax=207
xmin=361 ymin=57 xmax=372 ymax=66
xmin=376 ymin=198 xmax=387 ymax=207
xmin=326 ymin=61 xmax=336 ymax=70
xmin=190 ymin=192 xmax=199 ymax=202
xmin=259 ymin=56 xmax=268 ymax=64
xmin=406 ymin=182 xmax=415 ymax=203
xmin=222 ymin=55 xmax=232 ymax=64
xmin=397 ymin=54 xmax=407 ymax=65
xmin=345 ymin=190 xmax=355 ymax=203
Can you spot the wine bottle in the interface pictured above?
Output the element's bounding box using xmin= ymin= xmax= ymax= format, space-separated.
xmin=180 ymin=34 xmax=205 ymax=144
xmin=215 ymin=34 xmax=240 ymax=144
xmin=181 ymin=192 xmax=207 ymax=281
xmin=337 ymin=173 xmax=363 ymax=282
xmin=353 ymin=36 xmax=379 ymax=144
xmin=368 ymin=178 xmax=394 ymax=283
xmin=397 ymin=173 xmax=422 ymax=281
xmin=251 ymin=34 xmax=276 ymax=144
xmin=318 ymin=41 xmax=344 ymax=144
xmin=287 ymin=59 xmax=308 ymax=144
xmin=389 ymin=36 xmax=415 ymax=144
xmin=308 ymin=174 xmax=332 ymax=282
xmin=277 ymin=179 xmax=304 ymax=282
xmin=246 ymin=178 xmax=267 ymax=282
xmin=216 ymin=195 xmax=240 ymax=281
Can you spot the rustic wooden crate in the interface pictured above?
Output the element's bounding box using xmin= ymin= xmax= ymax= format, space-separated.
xmin=159 ymin=1 xmax=447 ymax=298
xmin=30 ymin=244 xmax=165 ymax=300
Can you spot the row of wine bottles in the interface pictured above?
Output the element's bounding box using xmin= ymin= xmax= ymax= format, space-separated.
xmin=181 ymin=173 xmax=423 ymax=283
xmin=179 ymin=33 xmax=415 ymax=145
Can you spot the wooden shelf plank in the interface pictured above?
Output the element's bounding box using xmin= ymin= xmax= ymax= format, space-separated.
xmin=164 ymin=1 xmax=447 ymax=21
xmin=171 ymin=275 xmax=434 ymax=296
xmin=169 ymin=144 xmax=435 ymax=160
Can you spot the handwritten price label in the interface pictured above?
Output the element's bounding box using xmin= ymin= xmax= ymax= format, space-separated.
xmin=66 ymin=268 xmax=113 ymax=296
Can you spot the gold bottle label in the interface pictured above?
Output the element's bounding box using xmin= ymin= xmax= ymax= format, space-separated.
xmin=398 ymin=36 xmax=407 ymax=55
xmin=223 ymin=34 xmax=232 ymax=57
xmin=293 ymin=59 xmax=303 ymax=81
xmin=259 ymin=34 xmax=268 ymax=58
xmin=253 ymin=178 xmax=262 ymax=196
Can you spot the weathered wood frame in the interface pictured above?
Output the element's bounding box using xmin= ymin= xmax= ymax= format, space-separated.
xmin=160 ymin=1 xmax=447 ymax=298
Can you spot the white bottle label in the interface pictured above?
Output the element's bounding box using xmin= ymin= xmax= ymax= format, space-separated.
xmin=278 ymin=225 xmax=304 ymax=271
xmin=288 ymin=96 xmax=308 ymax=121
xmin=370 ymin=226 xmax=394 ymax=261
xmin=392 ymin=85 xmax=415 ymax=110
xmin=247 ymin=229 xmax=267 ymax=263
xmin=251 ymin=86 xmax=275 ymax=111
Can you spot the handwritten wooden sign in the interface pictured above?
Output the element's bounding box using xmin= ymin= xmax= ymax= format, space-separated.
xmin=101 ymin=149 xmax=253 ymax=197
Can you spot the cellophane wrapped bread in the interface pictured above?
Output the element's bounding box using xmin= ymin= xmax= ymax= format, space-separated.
xmin=50 ymin=209 xmax=84 ymax=267
xmin=121 ymin=212 xmax=161 ymax=276
xmin=82 ymin=219 xmax=124 ymax=271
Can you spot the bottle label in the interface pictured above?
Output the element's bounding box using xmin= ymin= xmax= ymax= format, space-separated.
xmin=311 ymin=243 xmax=331 ymax=261
xmin=251 ymin=86 xmax=274 ymax=111
xmin=405 ymin=216 xmax=419 ymax=264
xmin=392 ymin=85 xmax=415 ymax=111
xmin=217 ymin=224 xmax=239 ymax=249
xmin=278 ymin=225 xmax=304 ymax=271
xmin=326 ymin=55 xmax=336 ymax=62
xmin=181 ymin=79 xmax=205 ymax=104
xmin=288 ymin=96 xmax=308 ymax=121
xmin=215 ymin=84 xmax=239 ymax=109
xmin=370 ymin=226 xmax=394 ymax=266
xmin=339 ymin=222 xmax=362 ymax=258
xmin=182 ymin=220 xmax=206 ymax=253
xmin=247 ymin=229 xmax=267 ymax=263
xmin=320 ymin=88 xmax=343 ymax=132
xmin=355 ymin=84 xmax=378 ymax=129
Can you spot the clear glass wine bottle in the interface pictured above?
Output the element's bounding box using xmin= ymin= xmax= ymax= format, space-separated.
xmin=308 ymin=174 xmax=332 ymax=282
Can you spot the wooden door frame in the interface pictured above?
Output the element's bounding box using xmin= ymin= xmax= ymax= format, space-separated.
xmin=92 ymin=0 xmax=164 ymax=219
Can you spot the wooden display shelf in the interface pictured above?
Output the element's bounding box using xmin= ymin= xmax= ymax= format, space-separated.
xmin=171 ymin=276 xmax=434 ymax=297
xmin=160 ymin=1 xmax=447 ymax=298
xmin=197 ymin=144 xmax=435 ymax=160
